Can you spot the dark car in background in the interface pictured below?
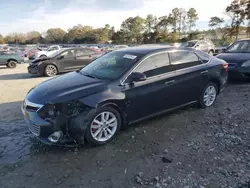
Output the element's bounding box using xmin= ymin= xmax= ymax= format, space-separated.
xmin=216 ymin=39 xmax=250 ymax=79
xmin=22 ymin=46 xmax=228 ymax=146
xmin=28 ymin=47 xmax=103 ymax=77
xmin=183 ymin=39 xmax=215 ymax=56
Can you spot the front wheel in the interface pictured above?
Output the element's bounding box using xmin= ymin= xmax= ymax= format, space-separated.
xmin=6 ymin=61 xmax=17 ymax=69
xmin=85 ymin=106 xmax=121 ymax=146
xmin=199 ymin=83 xmax=218 ymax=108
xmin=44 ymin=64 xmax=58 ymax=77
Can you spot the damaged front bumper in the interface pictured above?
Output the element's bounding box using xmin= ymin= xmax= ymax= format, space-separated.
xmin=21 ymin=99 xmax=78 ymax=147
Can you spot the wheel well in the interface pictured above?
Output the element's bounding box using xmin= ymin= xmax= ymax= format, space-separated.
xmin=210 ymin=79 xmax=221 ymax=94
xmin=7 ymin=59 xmax=18 ymax=63
xmin=101 ymin=103 xmax=125 ymax=127
xmin=209 ymin=49 xmax=214 ymax=53
xmin=40 ymin=54 xmax=47 ymax=57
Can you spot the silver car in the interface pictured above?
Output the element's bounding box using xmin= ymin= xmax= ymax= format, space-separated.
xmin=184 ymin=39 xmax=215 ymax=56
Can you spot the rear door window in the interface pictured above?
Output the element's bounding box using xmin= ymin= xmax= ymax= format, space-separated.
xmin=134 ymin=52 xmax=170 ymax=77
xmin=170 ymin=51 xmax=203 ymax=71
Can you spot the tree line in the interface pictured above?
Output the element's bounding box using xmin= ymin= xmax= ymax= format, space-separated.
xmin=0 ymin=7 xmax=198 ymax=45
xmin=1 ymin=0 xmax=250 ymax=45
xmin=209 ymin=0 xmax=250 ymax=42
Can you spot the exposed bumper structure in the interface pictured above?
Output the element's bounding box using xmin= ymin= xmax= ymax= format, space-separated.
xmin=21 ymin=99 xmax=76 ymax=147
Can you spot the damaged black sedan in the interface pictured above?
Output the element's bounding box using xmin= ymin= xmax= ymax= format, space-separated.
xmin=22 ymin=46 xmax=228 ymax=146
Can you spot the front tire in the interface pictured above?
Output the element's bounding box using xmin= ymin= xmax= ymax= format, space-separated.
xmin=44 ymin=64 xmax=58 ymax=77
xmin=6 ymin=61 xmax=17 ymax=69
xmin=85 ymin=106 xmax=121 ymax=146
xmin=199 ymin=83 xmax=218 ymax=108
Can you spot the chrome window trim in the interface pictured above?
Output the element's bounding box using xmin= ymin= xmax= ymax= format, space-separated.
xmin=120 ymin=50 xmax=211 ymax=86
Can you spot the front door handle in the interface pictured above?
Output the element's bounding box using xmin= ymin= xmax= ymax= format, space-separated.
xmin=201 ymin=70 xmax=208 ymax=75
xmin=165 ymin=80 xmax=175 ymax=86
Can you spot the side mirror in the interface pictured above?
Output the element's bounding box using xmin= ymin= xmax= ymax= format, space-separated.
xmin=127 ymin=72 xmax=146 ymax=84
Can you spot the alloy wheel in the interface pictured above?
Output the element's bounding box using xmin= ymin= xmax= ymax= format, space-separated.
xmin=90 ymin=111 xmax=118 ymax=142
xmin=46 ymin=65 xmax=57 ymax=76
xmin=203 ymin=85 xmax=216 ymax=107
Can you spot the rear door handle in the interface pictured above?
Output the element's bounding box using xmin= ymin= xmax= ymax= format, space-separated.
xmin=165 ymin=80 xmax=175 ymax=86
xmin=201 ymin=70 xmax=208 ymax=75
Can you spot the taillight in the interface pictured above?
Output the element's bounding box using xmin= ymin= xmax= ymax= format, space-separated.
xmin=222 ymin=63 xmax=228 ymax=72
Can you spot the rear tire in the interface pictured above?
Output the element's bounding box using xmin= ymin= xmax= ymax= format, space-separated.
xmin=44 ymin=64 xmax=58 ymax=77
xmin=208 ymin=50 xmax=214 ymax=56
xmin=84 ymin=106 xmax=121 ymax=146
xmin=199 ymin=82 xmax=218 ymax=108
xmin=6 ymin=61 xmax=17 ymax=69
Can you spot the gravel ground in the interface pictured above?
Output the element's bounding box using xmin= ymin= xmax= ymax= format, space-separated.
xmin=0 ymin=64 xmax=249 ymax=188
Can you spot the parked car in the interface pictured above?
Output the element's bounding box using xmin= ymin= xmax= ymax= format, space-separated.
xmin=22 ymin=46 xmax=228 ymax=146
xmin=28 ymin=47 xmax=103 ymax=77
xmin=216 ymin=39 xmax=250 ymax=79
xmin=0 ymin=51 xmax=23 ymax=68
xmin=35 ymin=45 xmax=61 ymax=58
xmin=183 ymin=39 xmax=215 ymax=55
xmin=214 ymin=45 xmax=229 ymax=56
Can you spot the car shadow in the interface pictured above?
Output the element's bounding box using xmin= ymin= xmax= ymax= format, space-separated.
xmin=0 ymin=73 xmax=43 ymax=80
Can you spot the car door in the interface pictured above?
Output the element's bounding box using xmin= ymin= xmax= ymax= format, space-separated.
xmin=168 ymin=51 xmax=210 ymax=106
xmin=123 ymin=52 xmax=179 ymax=122
xmin=0 ymin=52 xmax=7 ymax=64
xmin=57 ymin=49 xmax=77 ymax=71
xmin=75 ymin=49 xmax=96 ymax=68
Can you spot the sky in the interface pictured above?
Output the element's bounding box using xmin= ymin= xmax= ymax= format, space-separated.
xmin=0 ymin=0 xmax=232 ymax=35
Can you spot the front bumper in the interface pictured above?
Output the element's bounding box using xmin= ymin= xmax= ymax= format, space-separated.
xmin=21 ymin=100 xmax=76 ymax=146
xmin=27 ymin=65 xmax=39 ymax=74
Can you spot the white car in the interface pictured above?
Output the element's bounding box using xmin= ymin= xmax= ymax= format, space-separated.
xmin=35 ymin=45 xmax=61 ymax=58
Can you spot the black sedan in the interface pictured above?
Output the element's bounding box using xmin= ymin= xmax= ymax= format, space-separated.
xmin=22 ymin=46 xmax=228 ymax=146
xmin=216 ymin=39 xmax=250 ymax=79
xmin=28 ymin=47 xmax=103 ymax=77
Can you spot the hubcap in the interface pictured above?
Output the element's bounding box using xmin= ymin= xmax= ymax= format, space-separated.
xmin=91 ymin=112 xmax=117 ymax=142
xmin=203 ymin=85 xmax=216 ymax=106
xmin=46 ymin=65 xmax=57 ymax=76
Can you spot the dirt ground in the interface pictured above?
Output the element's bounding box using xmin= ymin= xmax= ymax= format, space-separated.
xmin=0 ymin=64 xmax=249 ymax=188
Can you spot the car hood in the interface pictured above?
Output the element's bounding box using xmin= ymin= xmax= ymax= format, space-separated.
xmin=30 ymin=57 xmax=51 ymax=65
xmin=216 ymin=53 xmax=250 ymax=64
xmin=26 ymin=71 xmax=107 ymax=104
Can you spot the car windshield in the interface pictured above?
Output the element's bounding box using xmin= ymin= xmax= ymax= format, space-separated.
xmin=50 ymin=50 xmax=64 ymax=58
xmin=225 ymin=41 xmax=250 ymax=53
xmin=185 ymin=41 xmax=197 ymax=47
xmin=80 ymin=51 xmax=143 ymax=80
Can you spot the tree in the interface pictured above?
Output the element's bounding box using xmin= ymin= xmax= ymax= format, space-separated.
xmin=46 ymin=28 xmax=66 ymax=43
xmin=209 ymin=16 xmax=225 ymax=40
xmin=171 ymin=8 xmax=179 ymax=32
xmin=226 ymin=0 xmax=246 ymax=40
xmin=145 ymin=14 xmax=158 ymax=33
xmin=120 ymin=16 xmax=145 ymax=43
xmin=187 ymin=8 xmax=199 ymax=32
xmin=26 ymin=31 xmax=41 ymax=43
xmin=0 ymin=34 xmax=5 ymax=44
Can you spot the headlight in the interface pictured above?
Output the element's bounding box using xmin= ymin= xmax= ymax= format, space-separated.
xmin=241 ymin=60 xmax=250 ymax=67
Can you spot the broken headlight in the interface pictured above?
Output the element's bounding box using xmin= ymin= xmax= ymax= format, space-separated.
xmin=37 ymin=101 xmax=86 ymax=120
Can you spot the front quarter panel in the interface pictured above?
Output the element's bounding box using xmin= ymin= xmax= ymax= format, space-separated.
xmin=79 ymin=87 xmax=126 ymax=109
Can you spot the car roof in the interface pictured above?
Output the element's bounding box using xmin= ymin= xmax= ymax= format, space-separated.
xmin=116 ymin=46 xmax=195 ymax=55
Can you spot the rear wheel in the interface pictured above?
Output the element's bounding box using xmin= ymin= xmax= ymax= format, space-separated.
xmin=85 ymin=106 xmax=121 ymax=146
xmin=199 ymin=83 xmax=218 ymax=108
xmin=208 ymin=50 xmax=214 ymax=56
xmin=6 ymin=61 xmax=17 ymax=69
xmin=44 ymin=64 xmax=58 ymax=77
